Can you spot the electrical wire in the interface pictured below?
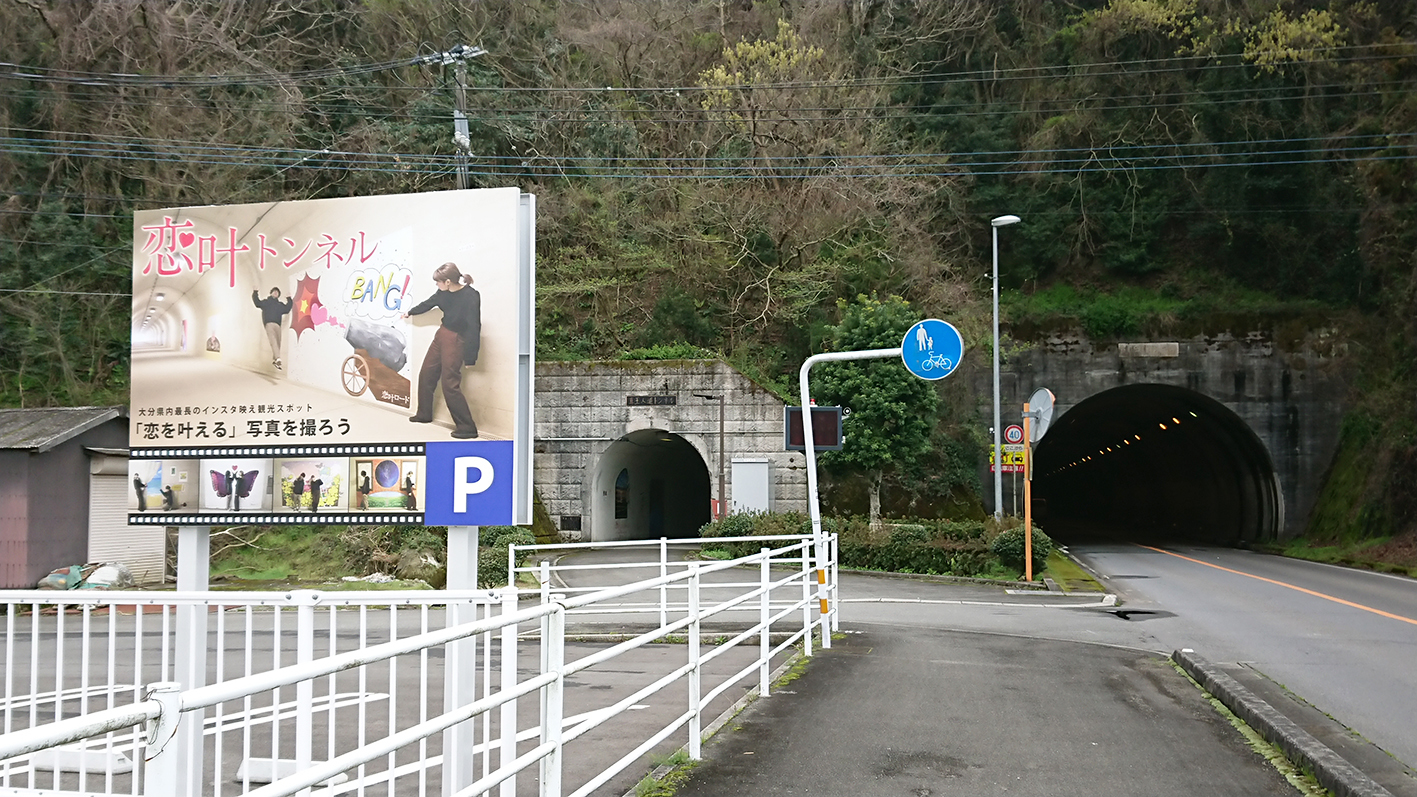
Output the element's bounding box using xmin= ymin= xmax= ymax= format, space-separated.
xmin=1 ymin=79 xmax=1406 ymax=128
xmin=0 ymin=41 xmax=1409 ymax=96
xmin=3 ymin=126 xmax=1409 ymax=168
xmin=0 ymin=288 xmax=127 ymax=297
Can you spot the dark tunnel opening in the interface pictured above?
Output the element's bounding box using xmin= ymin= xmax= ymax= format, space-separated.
xmin=1033 ymin=384 xmax=1282 ymax=546
xmin=592 ymin=429 xmax=711 ymax=541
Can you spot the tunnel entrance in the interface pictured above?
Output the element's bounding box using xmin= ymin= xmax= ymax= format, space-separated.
xmin=1033 ymin=384 xmax=1282 ymax=545
xmin=589 ymin=429 xmax=711 ymax=542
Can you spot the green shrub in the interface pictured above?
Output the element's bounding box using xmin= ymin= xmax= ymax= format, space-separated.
xmin=478 ymin=547 xmax=510 ymax=588
xmin=701 ymin=512 xmax=1010 ymax=579
xmin=482 ymin=526 xmax=535 ymax=551
xmin=989 ymin=526 xmax=1054 ymax=574
xmin=699 ymin=511 xmax=811 ymax=558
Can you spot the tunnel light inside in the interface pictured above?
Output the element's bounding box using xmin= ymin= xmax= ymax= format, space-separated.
xmin=1172 ymin=417 xmax=1180 ymax=424
xmin=1159 ymin=423 xmax=1167 ymax=430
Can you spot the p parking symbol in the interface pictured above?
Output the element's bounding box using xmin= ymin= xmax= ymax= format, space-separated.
xmin=425 ymin=440 xmax=514 ymax=526
xmin=454 ymin=456 xmax=494 ymax=512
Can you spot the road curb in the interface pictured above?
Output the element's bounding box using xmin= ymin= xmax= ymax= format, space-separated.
xmin=1173 ymin=648 xmax=1395 ymax=797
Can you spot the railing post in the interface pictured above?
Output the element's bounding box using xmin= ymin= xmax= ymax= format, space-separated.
xmin=142 ymin=682 xmax=183 ymax=797
xmin=498 ymin=586 xmax=519 ymax=797
xmin=539 ymin=592 xmax=551 ymax=785
xmin=539 ymin=602 xmax=565 ymax=797
xmin=759 ymin=548 xmax=770 ymax=697
xmin=659 ymin=537 xmax=668 ymax=629
xmin=445 ymin=526 xmax=480 ymax=797
xmin=831 ymin=533 xmax=841 ymax=632
xmin=801 ymin=545 xmax=812 ymax=658
xmin=817 ymin=536 xmax=831 ymax=651
xmin=294 ymin=592 xmax=316 ymax=797
xmin=687 ymin=564 xmax=702 ymax=760
xmin=507 ymin=542 xmax=517 ymax=593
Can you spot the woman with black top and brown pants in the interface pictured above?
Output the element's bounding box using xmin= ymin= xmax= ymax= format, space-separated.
xmin=402 ymin=262 xmax=481 ymax=439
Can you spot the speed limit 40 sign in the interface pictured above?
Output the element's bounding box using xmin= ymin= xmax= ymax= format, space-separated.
xmin=1004 ymin=424 xmax=1025 ymax=445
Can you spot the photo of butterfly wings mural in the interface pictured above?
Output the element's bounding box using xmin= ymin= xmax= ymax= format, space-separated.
xmin=210 ymin=469 xmax=260 ymax=499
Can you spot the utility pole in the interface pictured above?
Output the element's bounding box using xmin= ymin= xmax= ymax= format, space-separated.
xmin=417 ymin=44 xmax=486 ymax=189
xmin=453 ymin=57 xmax=470 ymax=190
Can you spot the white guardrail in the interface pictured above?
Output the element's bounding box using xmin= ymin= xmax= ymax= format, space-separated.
xmin=509 ymin=534 xmax=840 ymax=634
xmin=0 ymin=535 xmax=833 ymax=797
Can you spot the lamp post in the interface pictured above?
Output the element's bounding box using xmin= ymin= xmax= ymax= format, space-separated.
xmin=693 ymin=393 xmax=726 ymax=519
xmin=990 ymin=214 xmax=1021 ymax=521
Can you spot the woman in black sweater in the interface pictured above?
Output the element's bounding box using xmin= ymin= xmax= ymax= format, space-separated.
xmin=402 ymin=262 xmax=481 ymax=439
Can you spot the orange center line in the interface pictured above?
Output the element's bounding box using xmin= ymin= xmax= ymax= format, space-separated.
xmin=1136 ymin=544 xmax=1417 ymax=627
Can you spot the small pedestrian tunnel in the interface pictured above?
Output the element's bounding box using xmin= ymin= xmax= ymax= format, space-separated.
xmin=589 ymin=429 xmax=711 ymax=541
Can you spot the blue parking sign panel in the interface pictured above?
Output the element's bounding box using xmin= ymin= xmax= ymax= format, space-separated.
xmin=901 ymin=319 xmax=965 ymax=380
xmin=424 ymin=441 xmax=515 ymax=526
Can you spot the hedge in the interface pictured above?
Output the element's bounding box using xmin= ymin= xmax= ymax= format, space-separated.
xmin=699 ymin=512 xmax=1017 ymax=578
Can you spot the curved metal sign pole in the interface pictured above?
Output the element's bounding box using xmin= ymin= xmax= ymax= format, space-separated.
xmin=798 ymin=347 xmax=902 ymax=650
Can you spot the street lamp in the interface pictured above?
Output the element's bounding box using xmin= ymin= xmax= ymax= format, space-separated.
xmin=990 ymin=214 xmax=1021 ymax=521
xmin=692 ymin=393 xmax=726 ymax=519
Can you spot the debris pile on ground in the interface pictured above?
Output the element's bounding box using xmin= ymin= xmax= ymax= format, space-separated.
xmin=36 ymin=562 xmax=134 ymax=589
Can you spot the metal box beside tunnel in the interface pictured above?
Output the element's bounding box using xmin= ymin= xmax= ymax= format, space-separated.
xmin=731 ymin=458 xmax=772 ymax=514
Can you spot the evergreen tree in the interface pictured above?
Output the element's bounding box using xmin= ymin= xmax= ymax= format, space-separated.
xmin=813 ymin=295 xmax=939 ymax=524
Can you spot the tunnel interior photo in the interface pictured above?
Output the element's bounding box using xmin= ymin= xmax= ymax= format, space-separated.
xmin=1032 ymin=384 xmax=1282 ymax=545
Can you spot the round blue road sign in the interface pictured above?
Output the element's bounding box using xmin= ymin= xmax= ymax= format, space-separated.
xmin=901 ymin=319 xmax=965 ymax=380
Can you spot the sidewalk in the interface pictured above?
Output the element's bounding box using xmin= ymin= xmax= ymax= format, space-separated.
xmin=671 ymin=624 xmax=1299 ymax=796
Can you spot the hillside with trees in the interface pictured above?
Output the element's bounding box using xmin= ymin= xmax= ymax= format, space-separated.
xmin=0 ymin=1 xmax=1412 ymax=542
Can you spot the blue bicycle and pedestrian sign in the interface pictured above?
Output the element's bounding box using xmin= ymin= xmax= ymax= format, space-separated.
xmin=901 ymin=319 xmax=965 ymax=380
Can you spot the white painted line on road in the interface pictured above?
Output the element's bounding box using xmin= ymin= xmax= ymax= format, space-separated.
xmin=841 ymin=594 xmax=1117 ymax=608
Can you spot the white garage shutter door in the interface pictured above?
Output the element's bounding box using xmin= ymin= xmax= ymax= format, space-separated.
xmin=89 ymin=474 xmax=165 ymax=584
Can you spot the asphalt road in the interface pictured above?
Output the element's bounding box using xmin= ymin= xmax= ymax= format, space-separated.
xmin=1067 ymin=541 xmax=1417 ymax=770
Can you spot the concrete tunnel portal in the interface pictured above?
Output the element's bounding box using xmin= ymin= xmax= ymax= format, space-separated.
xmin=589 ymin=429 xmax=712 ymax=542
xmin=1032 ymin=384 xmax=1282 ymax=545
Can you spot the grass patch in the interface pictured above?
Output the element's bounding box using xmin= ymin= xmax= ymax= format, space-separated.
xmin=1171 ymin=661 xmax=1329 ymax=796
xmin=772 ymin=651 xmax=812 ymax=689
xmin=1041 ymin=550 xmax=1105 ymax=592
xmin=1261 ymin=537 xmax=1417 ymax=578
xmin=210 ymin=526 xmax=342 ymax=582
xmin=633 ymin=750 xmax=698 ymax=797
xmin=1003 ymin=281 xmax=1329 ymax=339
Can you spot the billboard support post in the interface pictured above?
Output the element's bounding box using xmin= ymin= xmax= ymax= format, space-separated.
xmin=444 ymin=525 xmax=479 ymax=796
xmin=174 ymin=525 xmax=209 ymax=797
xmin=797 ymin=347 xmax=902 ymax=650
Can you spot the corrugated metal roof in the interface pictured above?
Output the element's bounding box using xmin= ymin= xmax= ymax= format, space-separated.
xmin=0 ymin=406 xmax=125 ymax=453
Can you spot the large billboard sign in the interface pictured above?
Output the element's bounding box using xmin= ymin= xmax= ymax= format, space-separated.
xmin=128 ymin=188 xmax=534 ymax=526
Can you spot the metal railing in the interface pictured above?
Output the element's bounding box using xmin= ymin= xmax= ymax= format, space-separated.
xmin=509 ymin=534 xmax=839 ymax=637
xmin=0 ymin=588 xmax=494 ymax=795
xmin=0 ymin=536 xmax=825 ymax=796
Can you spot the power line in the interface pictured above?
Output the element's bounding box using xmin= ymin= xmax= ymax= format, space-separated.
xmin=0 ymin=41 xmax=1409 ymax=96
xmin=4 ymin=126 xmax=1409 ymax=167
xmin=2 ymin=77 xmax=1405 ymax=127
xmin=0 ymin=288 xmax=127 ymax=297
xmin=0 ymin=53 xmax=442 ymax=88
